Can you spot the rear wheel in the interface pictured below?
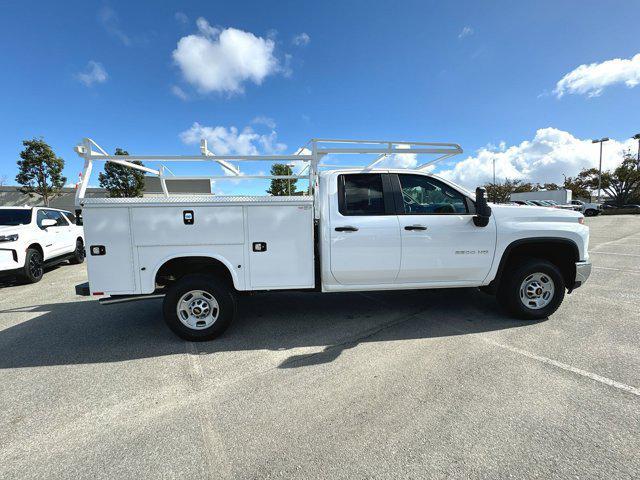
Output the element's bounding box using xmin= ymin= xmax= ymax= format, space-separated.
xmin=20 ymin=248 xmax=44 ymax=284
xmin=584 ymin=209 xmax=598 ymax=217
xmin=497 ymin=258 xmax=565 ymax=320
xmin=162 ymin=274 xmax=236 ymax=341
xmin=69 ymin=239 xmax=85 ymax=264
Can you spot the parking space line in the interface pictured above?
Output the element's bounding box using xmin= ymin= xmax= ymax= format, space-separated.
xmin=590 ymin=252 xmax=640 ymax=257
xmin=593 ymin=266 xmax=640 ymax=274
xmin=477 ymin=337 xmax=640 ymax=397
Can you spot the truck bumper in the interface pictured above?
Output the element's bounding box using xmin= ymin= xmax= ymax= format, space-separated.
xmin=571 ymin=261 xmax=592 ymax=290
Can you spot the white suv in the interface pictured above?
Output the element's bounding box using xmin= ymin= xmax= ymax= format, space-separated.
xmin=0 ymin=206 xmax=85 ymax=283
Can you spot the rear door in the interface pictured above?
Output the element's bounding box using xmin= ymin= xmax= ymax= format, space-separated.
xmin=44 ymin=210 xmax=75 ymax=255
xmin=393 ymin=173 xmax=496 ymax=284
xmin=329 ymin=173 xmax=401 ymax=285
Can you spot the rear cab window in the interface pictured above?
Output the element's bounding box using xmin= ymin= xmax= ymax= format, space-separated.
xmin=338 ymin=174 xmax=395 ymax=216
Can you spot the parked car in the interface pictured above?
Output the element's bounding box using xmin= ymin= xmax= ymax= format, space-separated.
xmin=623 ymin=204 xmax=640 ymax=209
xmin=74 ymin=137 xmax=591 ymax=341
xmin=569 ymin=200 xmax=601 ymax=216
xmin=0 ymin=207 xmax=85 ymax=283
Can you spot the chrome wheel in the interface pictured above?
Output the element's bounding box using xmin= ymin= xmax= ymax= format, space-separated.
xmin=519 ymin=272 xmax=555 ymax=310
xmin=29 ymin=252 xmax=43 ymax=279
xmin=176 ymin=290 xmax=219 ymax=330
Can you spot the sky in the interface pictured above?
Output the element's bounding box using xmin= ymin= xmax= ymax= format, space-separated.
xmin=1 ymin=0 xmax=640 ymax=195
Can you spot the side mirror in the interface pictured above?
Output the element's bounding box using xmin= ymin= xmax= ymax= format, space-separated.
xmin=473 ymin=187 xmax=492 ymax=227
xmin=41 ymin=219 xmax=57 ymax=228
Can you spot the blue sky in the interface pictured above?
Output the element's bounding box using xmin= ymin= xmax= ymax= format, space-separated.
xmin=1 ymin=0 xmax=640 ymax=194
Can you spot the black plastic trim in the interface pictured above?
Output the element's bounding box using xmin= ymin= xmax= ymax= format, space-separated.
xmin=491 ymin=237 xmax=580 ymax=287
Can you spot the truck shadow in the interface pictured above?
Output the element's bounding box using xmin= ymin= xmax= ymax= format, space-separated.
xmin=0 ymin=289 xmax=544 ymax=370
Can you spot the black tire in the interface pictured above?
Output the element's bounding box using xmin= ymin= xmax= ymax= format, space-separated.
xmin=497 ymin=258 xmax=565 ymax=320
xmin=162 ymin=274 xmax=236 ymax=341
xmin=68 ymin=239 xmax=85 ymax=265
xmin=584 ymin=209 xmax=597 ymax=217
xmin=20 ymin=248 xmax=44 ymax=284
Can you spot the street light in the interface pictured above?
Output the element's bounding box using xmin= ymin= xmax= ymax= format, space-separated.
xmin=592 ymin=137 xmax=609 ymax=202
xmin=633 ymin=133 xmax=640 ymax=164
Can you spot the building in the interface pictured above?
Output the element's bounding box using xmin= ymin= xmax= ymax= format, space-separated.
xmin=0 ymin=177 xmax=212 ymax=209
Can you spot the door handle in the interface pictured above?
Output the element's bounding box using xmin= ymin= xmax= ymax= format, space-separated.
xmin=404 ymin=225 xmax=427 ymax=231
xmin=335 ymin=226 xmax=359 ymax=232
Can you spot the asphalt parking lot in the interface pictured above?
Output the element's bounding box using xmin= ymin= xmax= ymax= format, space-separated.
xmin=0 ymin=215 xmax=639 ymax=479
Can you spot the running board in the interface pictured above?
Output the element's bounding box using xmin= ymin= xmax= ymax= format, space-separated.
xmin=99 ymin=294 xmax=165 ymax=305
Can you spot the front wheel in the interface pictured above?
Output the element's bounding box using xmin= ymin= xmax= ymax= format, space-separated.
xmin=584 ymin=209 xmax=598 ymax=217
xmin=497 ymin=258 xmax=565 ymax=320
xmin=162 ymin=274 xmax=236 ymax=341
xmin=20 ymin=248 xmax=44 ymax=284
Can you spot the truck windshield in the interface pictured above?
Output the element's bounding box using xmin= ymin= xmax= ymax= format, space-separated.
xmin=0 ymin=209 xmax=32 ymax=226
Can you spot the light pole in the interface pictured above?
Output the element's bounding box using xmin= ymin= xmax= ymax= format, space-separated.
xmin=592 ymin=137 xmax=609 ymax=202
xmin=633 ymin=133 xmax=640 ymax=165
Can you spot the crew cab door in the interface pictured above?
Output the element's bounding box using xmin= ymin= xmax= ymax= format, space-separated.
xmin=328 ymin=173 xmax=401 ymax=285
xmin=392 ymin=173 xmax=496 ymax=284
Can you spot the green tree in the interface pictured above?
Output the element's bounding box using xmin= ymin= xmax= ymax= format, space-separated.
xmin=15 ymin=138 xmax=66 ymax=206
xmin=484 ymin=179 xmax=536 ymax=203
xmin=267 ymin=163 xmax=297 ymax=196
xmin=562 ymin=174 xmax=591 ymax=201
xmin=98 ymin=148 xmax=146 ymax=198
xmin=578 ymin=154 xmax=640 ymax=206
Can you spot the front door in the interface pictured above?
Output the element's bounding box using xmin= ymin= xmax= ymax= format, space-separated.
xmin=393 ymin=173 xmax=496 ymax=284
xmin=329 ymin=173 xmax=401 ymax=285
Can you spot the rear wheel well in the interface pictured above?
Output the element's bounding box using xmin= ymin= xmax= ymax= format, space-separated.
xmin=155 ymin=256 xmax=235 ymax=290
xmin=495 ymin=240 xmax=578 ymax=290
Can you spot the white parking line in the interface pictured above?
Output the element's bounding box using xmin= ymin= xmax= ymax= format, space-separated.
xmin=590 ymin=251 xmax=640 ymax=257
xmin=593 ymin=266 xmax=640 ymax=274
xmin=480 ymin=337 xmax=640 ymax=397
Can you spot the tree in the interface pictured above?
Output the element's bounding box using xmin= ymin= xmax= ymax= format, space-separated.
xmin=267 ymin=163 xmax=297 ymax=196
xmin=562 ymin=174 xmax=591 ymax=201
xmin=98 ymin=148 xmax=146 ymax=198
xmin=575 ymin=154 xmax=640 ymax=205
xmin=483 ymin=179 xmax=536 ymax=203
xmin=15 ymin=138 xmax=66 ymax=206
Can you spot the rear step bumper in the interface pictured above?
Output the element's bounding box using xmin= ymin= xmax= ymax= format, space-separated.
xmin=75 ymin=282 xmax=90 ymax=296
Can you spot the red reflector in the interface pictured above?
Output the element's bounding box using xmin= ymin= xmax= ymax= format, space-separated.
xmin=93 ymin=292 xmax=104 ymax=296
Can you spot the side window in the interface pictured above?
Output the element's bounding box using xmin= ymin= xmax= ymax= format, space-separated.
xmin=397 ymin=174 xmax=469 ymax=215
xmin=45 ymin=210 xmax=69 ymax=226
xmin=62 ymin=211 xmax=76 ymax=224
xmin=339 ymin=174 xmax=387 ymax=216
xmin=36 ymin=210 xmax=48 ymax=229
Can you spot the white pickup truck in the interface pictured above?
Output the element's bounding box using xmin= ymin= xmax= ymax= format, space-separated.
xmin=73 ymin=138 xmax=591 ymax=341
xmin=0 ymin=206 xmax=85 ymax=283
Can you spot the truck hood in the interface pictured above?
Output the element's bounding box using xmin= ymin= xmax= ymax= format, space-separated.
xmin=0 ymin=224 xmax=32 ymax=238
xmin=490 ymin=204 xmax=583 ymax=222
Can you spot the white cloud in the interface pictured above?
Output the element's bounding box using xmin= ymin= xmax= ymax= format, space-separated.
xmin=98 ymin=6 xmax=131 ymax=46
xmin=179 ymin=121 xmax=287 ymax=156
xmin=75 ymin=61 xmax=108 ymax=86
xmin=252 ymin=116 xmax=276 ymax=129
xmin=171 ymin=85 xmax=189 ymax=100
xmin=173 ymin=18 xmax=280 ymax=94
xmin=436 ymin=128 xmax=634 ymax=189
xmin=554 ymin=53 xmax=640 ymax=98
xmin=175 ymin=12 xmax=189 ymax=25
xmin=458 ymin=26 xmax=474 ymax=39
xmin=292 ymin=32 xmax=310 ymax=46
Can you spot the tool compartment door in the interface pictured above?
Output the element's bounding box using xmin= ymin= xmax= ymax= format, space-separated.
xmin=247 ymin=205 xmax=314 ymax=289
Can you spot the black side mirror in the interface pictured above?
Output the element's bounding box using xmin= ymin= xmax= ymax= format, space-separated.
xmin=473 ymin=187 xmax=492 ymax=227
